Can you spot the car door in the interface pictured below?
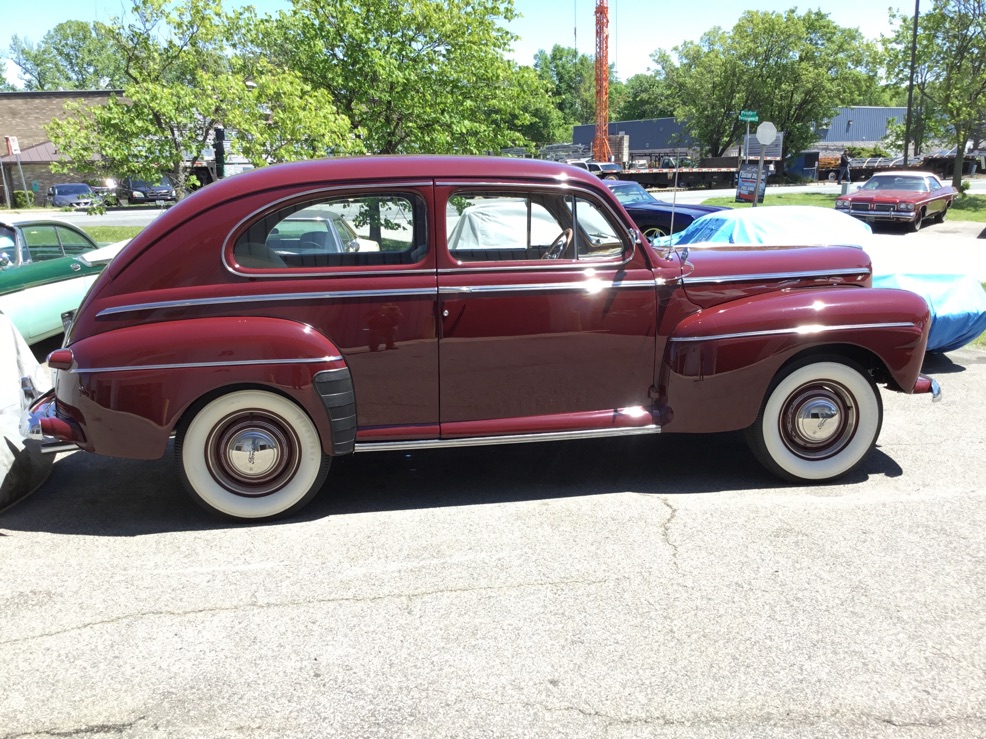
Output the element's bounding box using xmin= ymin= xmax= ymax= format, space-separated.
xmin=435 ymin=182 xmax=665 ymax=439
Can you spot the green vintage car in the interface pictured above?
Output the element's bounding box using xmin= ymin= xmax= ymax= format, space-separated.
xmin=0 ymin=220 xmax=104 ymax=345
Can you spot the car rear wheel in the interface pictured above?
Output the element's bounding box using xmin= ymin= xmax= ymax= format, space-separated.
xmin=175 ymin=390 xmax=329 ymax=520
xmin=746 ymin=358 xmax=883 ymax=483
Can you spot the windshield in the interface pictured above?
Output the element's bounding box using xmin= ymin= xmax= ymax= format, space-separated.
xmin=608 ymin=182 xmax=657 ymax=205
xmin=862 ymin=176 xmax=929 ymax=192
xmin=599 ymin=163 xmax=622 ymax=172
xmin=132 ymin=177 xmax=172 ymax=188
xmin=55 ymin=184 xmax=92 ymax=195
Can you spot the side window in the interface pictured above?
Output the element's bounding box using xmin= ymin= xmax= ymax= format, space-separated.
xmin=22 ymin=225 xmax=65 ymax=261
xmin=928 ymin=178 xmax=941 ymax=192
xmin=233 ymin=193 xmax=426 ymax=270
xmin=57 ymin=227 xmax=94 ymax=256
xmin=446 ymin=191 xmax=627 ymax=263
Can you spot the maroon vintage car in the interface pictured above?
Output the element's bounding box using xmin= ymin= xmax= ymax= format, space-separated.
xmin=22 ymin=156 xmax=940 ymax=520
xmin=835 ymin=171 xmax=958 ymax=231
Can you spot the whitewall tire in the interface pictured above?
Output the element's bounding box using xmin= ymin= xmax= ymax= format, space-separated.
xmin=176 ymin=390 xmax=329 ymax=520
xmin=746 ymin=358 xmax=883 ymax=483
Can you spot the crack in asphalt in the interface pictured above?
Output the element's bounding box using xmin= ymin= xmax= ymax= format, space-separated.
xmin=3 ymin=718 xmax=146 ymax=738
xmin=660 ymin=496 xmax=682 ymax=574
xmin=0 ymin=577 xmax=616 ymax=647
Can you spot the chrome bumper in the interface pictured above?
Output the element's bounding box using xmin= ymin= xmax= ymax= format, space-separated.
xmin=913 ymin=374 xmax=943 ymax=403
xmin=19 ymin=377 xmax=79 ymax=454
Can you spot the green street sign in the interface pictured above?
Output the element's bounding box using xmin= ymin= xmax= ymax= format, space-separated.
xmin=738 ymin=110 xmax=758 ymax=122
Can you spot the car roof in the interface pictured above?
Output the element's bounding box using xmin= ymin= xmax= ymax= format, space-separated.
xmin=0 ymin=219 xmax=97 ymax=241
xmin=871 ymin=171 xmax=939 ymax=180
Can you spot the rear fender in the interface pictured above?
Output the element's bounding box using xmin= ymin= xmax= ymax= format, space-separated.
xmin=658 ymin=287 xmax=930 ymax=433
xmin=53 ymin=317 xmax=350 ymax=459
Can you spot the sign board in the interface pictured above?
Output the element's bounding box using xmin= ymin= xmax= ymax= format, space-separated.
xmin=738 ymin=110 xmax=758 ymax=122
xmin=735 ymin=162 xmax=766 ymax=204
xmin=756 ymin=121 xmax=777 ymax=146
xmin=742 ymin=131 xmax=785 ymax=159
xmin=5 ymin=136 xmax=19 ymax=156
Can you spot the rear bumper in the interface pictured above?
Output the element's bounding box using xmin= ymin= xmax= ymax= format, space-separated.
xmin=19 ymin=380 xmax=83 ymax=454
xmin=912 ymin=374 xmax=942 ymax=402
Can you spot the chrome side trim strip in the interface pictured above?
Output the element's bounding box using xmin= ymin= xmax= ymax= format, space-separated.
xmin=439 ymin=279 xmax=656 ymax=295
xmin=69 ymin=356 xmax=341 ymax=374
xmin=669 ymin=322 xmax=916 ymax=343
xmin=353 ymin=424 xmax=660 ymax=452
xmin=96 ymin=289 xmax=436 ymax=318
xmin=682 ymin=268 xmax=869 ymax=285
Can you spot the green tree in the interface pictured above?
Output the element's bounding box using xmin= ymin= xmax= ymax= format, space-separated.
xmin=252 ymin=0 xmax=529 ymax=155
xmin=7 ymin=21 xmax=125 ymax=90
xmin=46 ymin=0 xmax=355 ymax=194
xmin=613 ymin=73 xmax=675 ymax=122
xmin=657 ymin=10 xmax=882 ymax=160
xmin=886 ymin=0 xmax=986 ymax=186
xmin=533 ymin=45 xmax=596 ymax=126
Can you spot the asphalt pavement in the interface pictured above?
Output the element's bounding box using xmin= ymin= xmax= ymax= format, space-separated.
xmin=1 ymin=347 xmax=984 ymax=737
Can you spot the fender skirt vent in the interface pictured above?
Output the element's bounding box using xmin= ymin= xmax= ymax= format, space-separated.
xmin=313 ymin=367 xmax=357 ymax=455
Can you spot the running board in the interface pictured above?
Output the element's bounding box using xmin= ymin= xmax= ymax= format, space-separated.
xmin=352 ymin=424 xmax=660 ymax=453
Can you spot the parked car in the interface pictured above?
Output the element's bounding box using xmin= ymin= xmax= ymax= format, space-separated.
xmin=835 ymin=171 xmax=958 ymax=231
xmin=604 ymin=180 xmax=727 ymax=238
xmin=47 ymin=183 xmax=98 ymax=209
xmin=653 ymin=206 xmax=986 ymax=353
xmin=0 ymin=220 xmax=103 ymax=344
xmin=117 ymin=176 xmax=177 ymax=205
xmin=23 ymin=156 xmax=939 ymax=522
xmin=569 ymin=160 xmax=624 ymax=179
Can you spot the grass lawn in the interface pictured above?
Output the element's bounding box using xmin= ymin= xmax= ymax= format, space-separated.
xmin=701 ymin=191 xmax=986 ymax=222
xmin=86 ymin=225 xmax=145 ymax=244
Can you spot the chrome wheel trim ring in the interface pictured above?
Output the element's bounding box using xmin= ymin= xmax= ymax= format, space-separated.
xmin=779 ymin=382 xmax=857 ymax=460
xmin=206 ymin=411 xmax=301 ymax=497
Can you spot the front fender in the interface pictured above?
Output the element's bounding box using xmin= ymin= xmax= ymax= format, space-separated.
xmin=659 ymin=287 xmax=931 ymax=433
xmin=53 ymin=316 xmax=348 ymax=459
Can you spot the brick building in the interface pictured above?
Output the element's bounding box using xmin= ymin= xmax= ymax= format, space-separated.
xmin=0 ymin=89 xmax=120 ymax=207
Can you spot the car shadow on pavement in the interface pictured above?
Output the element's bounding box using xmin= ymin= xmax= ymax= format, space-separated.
xmin=0 ymin=431 xmax=904 ymax=536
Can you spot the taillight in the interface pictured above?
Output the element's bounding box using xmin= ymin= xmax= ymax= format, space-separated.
xmin=47 ymin=349 xmax=74 ymax=371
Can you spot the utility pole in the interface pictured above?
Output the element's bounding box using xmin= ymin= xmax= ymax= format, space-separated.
xmin=903 ymin=0 xmax=920 ymax=166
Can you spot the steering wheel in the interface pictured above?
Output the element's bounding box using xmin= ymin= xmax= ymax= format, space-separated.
xmin=542 ymin=228 xmax=574 ymax=260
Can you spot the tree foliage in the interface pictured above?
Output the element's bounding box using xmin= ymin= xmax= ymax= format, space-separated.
xmin=884 ymin=0 xmax=986 ymax=186
xmin=656 ymin=10 xmax=881 ymax=160
xmin=7 ymin=21 xmax=125 ymax=90
xmin=46 ymin=0 xmax=355 ymax=194
xmin=249 ymin=0 xmax=534 ymax=155
xmin=533 ymin=45 xmax=596 ymax=126
xmin=613 ymin=73 xmax=674 ymax=122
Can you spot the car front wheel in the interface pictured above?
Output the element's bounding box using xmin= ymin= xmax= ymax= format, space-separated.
xmin=746 ymin=358 xmax=883 ymax=483
xmin=909 ymin=209 xmax=924 ymax=232
xmin=175 ymin=390 xmax=330 ymax=520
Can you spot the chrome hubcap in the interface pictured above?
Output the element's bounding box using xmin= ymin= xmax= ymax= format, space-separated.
xmin=780 ymin=382 xmax=857 ymax=460
xmin=794 ymin=398 xmax=841 ymax=443
xmin=226 ymin=429 xmax=280 ymax=478
xmin=206 ymin=411 xmax=300 ymax=497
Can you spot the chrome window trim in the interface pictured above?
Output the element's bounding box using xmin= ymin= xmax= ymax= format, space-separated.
xmin=354 ymin=424 xmax=660 ymax=452
xmin=95 ymin=288 xmax=438 ymax=318
xmin=682 ymin=268 xmax=869 ymax=285
xmin=440 ymin=182 xmax=634 ymax=268
xmin=222 ymin=183 xmax=431 ymax=278
xmin=669 ymin=321 xmax=917 ymax=344
xmin=439 ymin=279 xmax=657 ymax=295
xmin=68 ymin=356 xmax=341 ymax=375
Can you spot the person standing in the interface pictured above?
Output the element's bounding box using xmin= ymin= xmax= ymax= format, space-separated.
xmin=838 ymin=149 xmax=852 ymax=184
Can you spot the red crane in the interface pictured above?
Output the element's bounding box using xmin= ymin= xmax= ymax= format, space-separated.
xmin=592 ymin=0 xmax=612 ymax=163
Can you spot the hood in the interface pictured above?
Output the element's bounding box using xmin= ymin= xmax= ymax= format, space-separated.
xmin=843 ymin=189 xmax=922 ymax=203
xmin=675 ymin=244 xmax=872 ymax=309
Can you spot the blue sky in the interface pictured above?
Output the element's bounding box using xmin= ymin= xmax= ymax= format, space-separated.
xmin=4 ymin=0 xmax=910 ymax=86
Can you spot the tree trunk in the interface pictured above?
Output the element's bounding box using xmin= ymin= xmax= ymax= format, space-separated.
xmin=952 ymin=130 xmax=966 ymax=190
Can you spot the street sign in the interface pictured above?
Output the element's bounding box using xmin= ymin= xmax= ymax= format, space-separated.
xmin=738 ymin=110 xmax=758 ymax=122
xmin=756 ymin=121 xmax=777 ymax=146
